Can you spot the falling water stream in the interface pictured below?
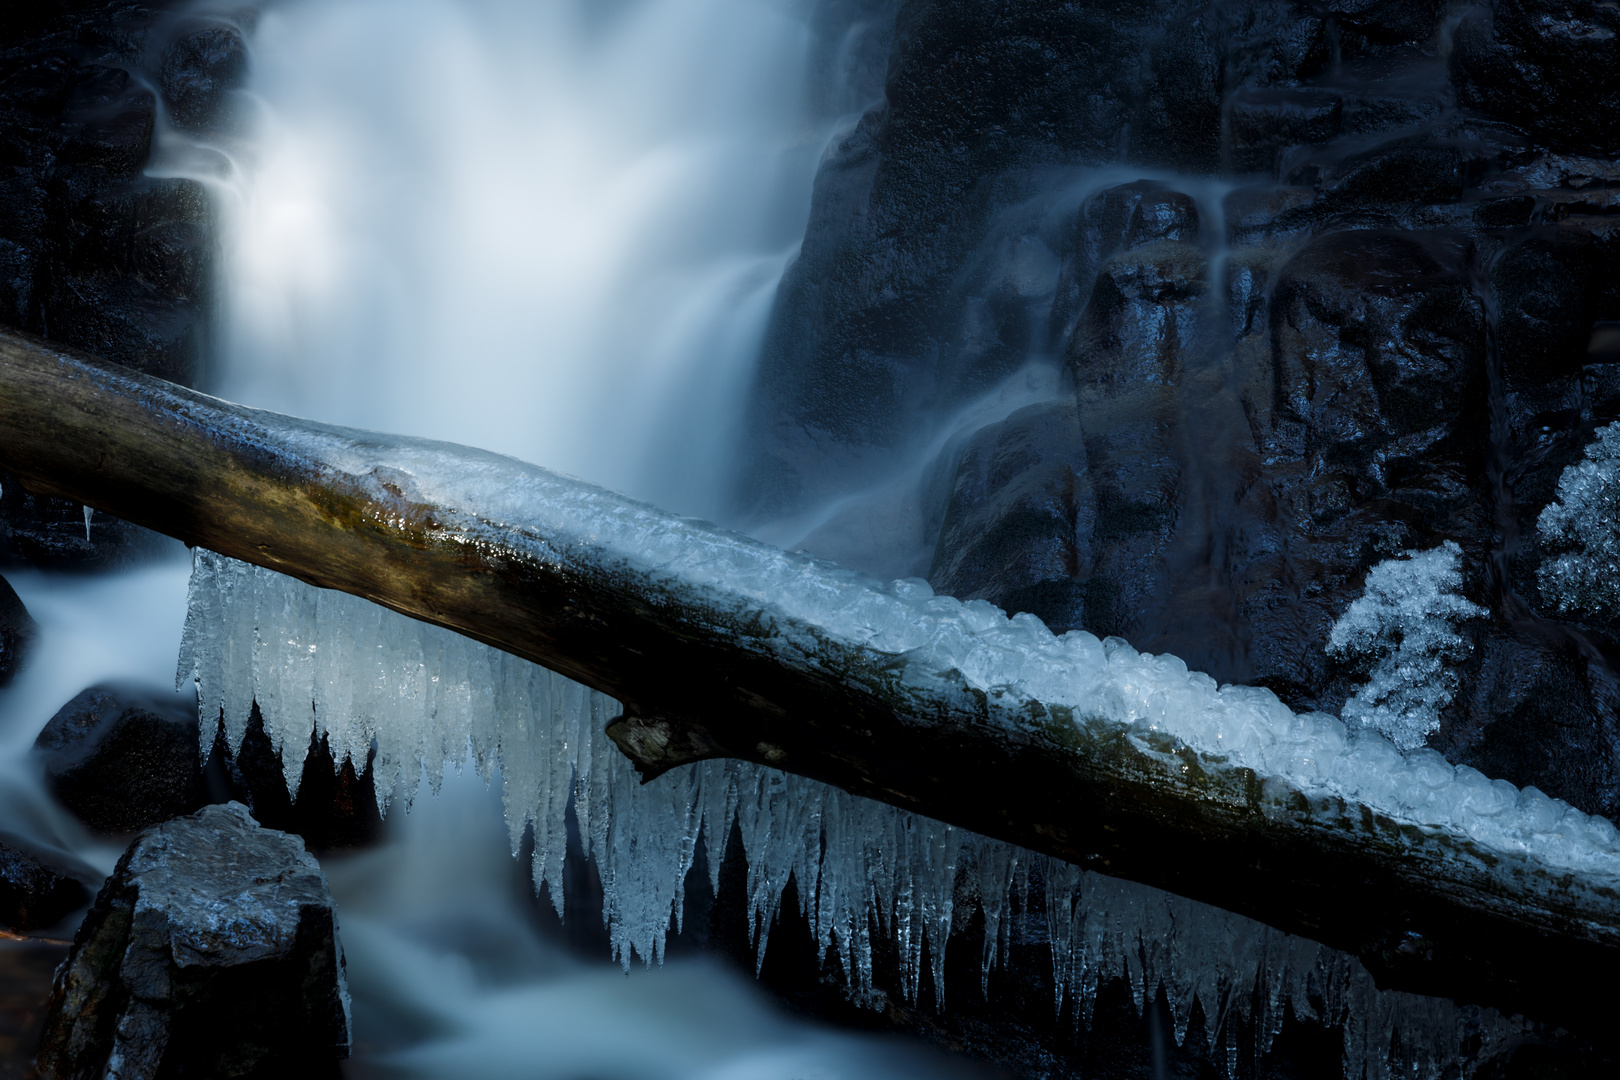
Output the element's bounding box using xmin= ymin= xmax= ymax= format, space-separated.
xmin=1 ymin=0 xmax=999 ymax=1074
xmin=8 ymin=1 xmax=1601 ymax=1076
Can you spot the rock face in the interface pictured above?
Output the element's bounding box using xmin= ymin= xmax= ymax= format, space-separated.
xmin=741 ymin=0 xmax=1620 ymax=828
xmin=0 ymin=1 xmax=243 ymax=567
xmin=0 ymin=572 xmax=35 ymax=687
xmin=0 ymin=834 xmax=92 ymax=933
xmin=35 ymin=803 xmax=349 ymax=1080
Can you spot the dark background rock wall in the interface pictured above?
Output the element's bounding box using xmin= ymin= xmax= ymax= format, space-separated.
xmin=741 ymin=0 xmax=1620 ymax=828
xmin=4 ymin=1 xmax=1616 ymax=1076
xmin=0 ymin=0 xmax=244 ymax=567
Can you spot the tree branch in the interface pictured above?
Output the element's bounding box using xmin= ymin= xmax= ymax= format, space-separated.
xmin=2 ymin=328 xmax=1616 ymax=1029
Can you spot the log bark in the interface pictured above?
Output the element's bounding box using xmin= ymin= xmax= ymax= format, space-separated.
xmin=2 ymin=327 xmax=1617 ymax=1030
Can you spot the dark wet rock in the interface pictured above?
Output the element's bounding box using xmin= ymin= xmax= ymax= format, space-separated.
xmin=1325 ymin=0 xmax=1448 ymax=46
xmin=0 ymin=573 xmax=36 ymax=688
xmin=1438 ymin=632 xmax=1620 ymax=822
xmin=1451 ymin=0 xmax=1620 ymax=157
xmin=1070 ymin=239 xmax=1207 ymax=385
xmin=929 ymin=402 xmax=1092 ymax=632
xmin=1051 ymin=180 xmax=1177 ymax=341
xmin=1295 ymin=138 xmax=1476 ymax=208
xmin=740 ymin=0 xmax=1251 ymax=516
xmin=0 ymin=833 xmax=93 ymax=934
xmin=1232 ymin=228 xmax=1491 ymax=707
xmin=35 ymin=803 xmax=349 ymax=1080
xmin=1228 ymin=87 xmax=1344 ymax=175
xmin=159 ymin=24 xmax=248 ymax=132
xmin=205 ymin=708 xmax=386 ymax=853
xmin=34 ymin=685 xmax=207 ymax=835
xmin=0 ymin=1 xmax=224 ymax=569
xmin=1493 ymin=230 xmax=1602 ymax=400
xmin=1126 ymin=190 xmax=1199 ymax=248
xmin=1265 ymin=229 xmax=1487 ymax=461
xmin=1223 ymin=184 xmax=1317 ymax=245
xmin=31 ymin=681 xmax=385 ymax=849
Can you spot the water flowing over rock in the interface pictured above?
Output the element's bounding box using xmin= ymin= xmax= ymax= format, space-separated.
xmin=10 ymin=0 xmax=1620 ymax=1074
xmin=744 ymin=0 xmax=1620 ymax=831
xmin=0 ymin=0 xmax=231 ymax=567
xmin=0 ymin=834 xmax=92 ymax=934
xmin=35 ymin=803 xmax=349 ymax=1080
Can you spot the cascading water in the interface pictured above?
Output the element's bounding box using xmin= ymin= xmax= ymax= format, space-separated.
xmin=195 ymin=0 xmax=839 ymax=513
xmin=7 ymin=0 xmax=1617 ymax=1076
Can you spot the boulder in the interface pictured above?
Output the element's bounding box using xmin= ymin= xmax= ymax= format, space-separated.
xmin=35 ymin=803 xmax=349 ymax=1080
xmin=0 ymin=833 xmax=93 ymax=933
xmin=0 ymin=572 xmax=35 ymax=687
xmin=34 ymin=685 xmax=207 ymax=834
xmin=34 ymin=684 xmax=385 ymax=850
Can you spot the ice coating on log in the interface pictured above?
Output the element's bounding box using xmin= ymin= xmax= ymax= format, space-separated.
xmin=229 ymin=423 xmax=1620 ymax=880
xmin=178 ymin=549 xmax=1526 ymax=1079
xmin=1327 ymin=542 xmax=1485 ymax=750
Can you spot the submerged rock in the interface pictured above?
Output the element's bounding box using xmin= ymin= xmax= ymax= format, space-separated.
xmin=0 ymin=572 xmax=35 ymax=687
xmin=35 ymin=803 xmax=349 ymax=1080
xmin=0 ymin=833 xmax=93 ymax=933
xmin=34 ymin=685 xmax=207 ymax=835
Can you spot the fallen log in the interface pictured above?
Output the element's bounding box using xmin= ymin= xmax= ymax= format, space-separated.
xmin=2 ymin=327 xmax=1617 ymax=1030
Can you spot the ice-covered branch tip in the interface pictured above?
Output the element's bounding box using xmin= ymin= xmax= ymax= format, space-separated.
xmin=1539 ymin=421 xmax=1620 ymax=620
xmin=3 ymin=327 xmax=1620 ymax=1030
xmin=1327 ymin=541 xmax=1484 ymax=750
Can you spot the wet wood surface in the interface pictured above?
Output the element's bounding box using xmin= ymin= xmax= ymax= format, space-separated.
xmin=3 ymin=327 xmax=1619 ymax=1032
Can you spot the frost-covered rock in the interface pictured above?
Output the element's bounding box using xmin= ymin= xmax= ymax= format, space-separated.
xmin=35 ymin=803 xmax=349 ymax=1080
xmin=1327 ymin=541 xmax=1484 ymax=750
xmin=1538 ymin=421 xmax=1620 ymax=621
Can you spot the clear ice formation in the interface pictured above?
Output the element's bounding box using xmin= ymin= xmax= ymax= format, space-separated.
xmin=1327 ymin=542 xmax=1485 ymax=750
xmin=178 ymin=548 xmax=1565 ymax=1076
xmin=1539 ymin=420 xmax=1620 ymax=620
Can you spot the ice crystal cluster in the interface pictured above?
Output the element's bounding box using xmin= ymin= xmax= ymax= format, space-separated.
xmin=1327 ymin=542 xmax=1485 ymax=750
xmin=178 ymin=549 xmax=1565 ymax=1078
xmin=1538 ymin=420 xmax=1620 ymax=620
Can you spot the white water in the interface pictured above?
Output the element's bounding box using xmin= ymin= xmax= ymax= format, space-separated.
xmin=1 ymin=0 xmax=1568 ymax=1075
xmin=164 ymin=0 xmax=986 ymax=1076
xmin=0 ymin=561 xmax=193 ymax=884
xmin=203 ymin=0 xmax=842 ymax=517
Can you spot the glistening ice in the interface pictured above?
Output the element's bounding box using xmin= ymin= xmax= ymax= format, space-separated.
xmin=178 ymin=548 xmax=1565 ymax=1078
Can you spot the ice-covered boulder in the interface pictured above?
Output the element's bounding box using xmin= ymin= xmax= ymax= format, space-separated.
xmin=35 ymin=803 xmax=349 ymax=1080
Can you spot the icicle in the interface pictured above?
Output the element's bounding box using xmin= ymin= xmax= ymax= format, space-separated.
xmin=82 ymin=504 xmax=92 ymax=542
xmin=179 ymin=551 xmax=1530 ymax=1077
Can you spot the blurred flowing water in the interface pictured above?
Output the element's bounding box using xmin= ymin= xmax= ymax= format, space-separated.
xmin=2 ymin=0 xmax=998 ymax=1075
xmin=204 ymin=0 xmax=837 ymax=518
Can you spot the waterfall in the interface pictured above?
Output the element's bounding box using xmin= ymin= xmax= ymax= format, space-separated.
xmin=10 ymin=0 xmax=1609 ymax=1076
xmin=197 ymin=0 xmax=838 ymax=517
